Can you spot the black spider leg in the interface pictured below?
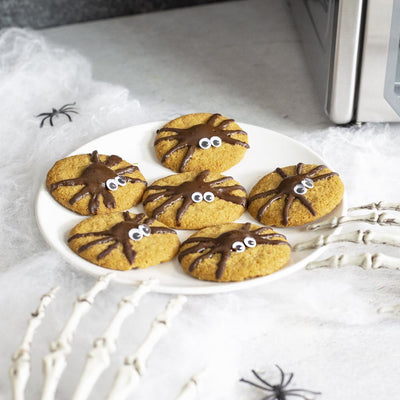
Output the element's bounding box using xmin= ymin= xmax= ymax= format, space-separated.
xmin=37 ymin=113 xmax=52 ymax=128
xmin=59 ymin=102 xmax=77 ymax=111
xmin=276 ymin=365 xmax=293 ymax=388
xmin=240 ymin=369 xmax=274 ymax=391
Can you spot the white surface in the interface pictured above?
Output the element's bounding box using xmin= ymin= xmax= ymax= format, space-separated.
xmin=1 ymin=2 xmax=400 ymax=400
xmin=36 ymin=121 xmax=345 ymax=294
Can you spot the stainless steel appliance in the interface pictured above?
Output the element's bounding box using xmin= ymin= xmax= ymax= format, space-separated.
xmin=288 ymin=0 xmax=400 ymax=124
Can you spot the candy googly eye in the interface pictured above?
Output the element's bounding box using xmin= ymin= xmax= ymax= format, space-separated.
xmin=203 ymin=191 xmax=215 ymax=202
xmin=301 ymin=177 xmax=314 ymax=189
xmin=244 ymin=237 xmax=257 ymax=248
xmin=199 ymin=138 xmax=211 ymax=149
xmin=138 ymin=224 xmax=151 ymax=237
xmin=106 ymin=178 xmax=118 ymax=191
xmin=191 ymin=192 xmax=203 ymax=203
xmin=128 ymin=228 xmax=143 ymax=241
xmin=232 ymin=241 xmax=245 ymax=253
xmin=294 ymin=183 xmax=307 ymax=195
xmin=210 ymin=136 xmax=222 ymax=148
xmin=116 ymin=176 xmax=127 ymax=186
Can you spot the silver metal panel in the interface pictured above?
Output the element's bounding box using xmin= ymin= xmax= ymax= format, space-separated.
xmin=384 ymin=0 xmax=400 ymax=116
xmin=356 ymin=0 xmax=400 ymax=122
xmin=289 ymin=0 xmax=363 ymax=124
xmin=328 ymin=0 xmax=363 ymax=124
xmin=287 ymin=0 xmax=335 ymax=113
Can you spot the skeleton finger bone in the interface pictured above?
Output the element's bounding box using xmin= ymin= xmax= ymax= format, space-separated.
xmin=71 ymin=278 xmax=157 ymax=400
xmin=106 ymin=295 xmax=187 ymax=400
xmin=174 ymin=370 xmax=206 ymax=400
xmin=307 ymin=211 xmax=400 ymax=231
xmin=379 ymin=304 xmax=400 ymax=316
xmin=293 ymin=230 xmax=400 ymax=251
xmin=9 ymin=287 xmax=59 ymax=400
xmin=41 ymin=274 xmax=114 ymax=400
xmin=349 ymin=201 xmax=400 ymax=212
xmin=306 ymin=253 xmax=400 ymax=270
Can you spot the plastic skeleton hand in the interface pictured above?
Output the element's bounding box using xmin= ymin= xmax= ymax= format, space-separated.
xmin=9 ymin=276 xmax=187 ymax=400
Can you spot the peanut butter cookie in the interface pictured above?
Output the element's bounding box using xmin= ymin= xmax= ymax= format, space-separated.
xmin=179 ymin=222 xmax=291 ymax=282
xmin=68 ymin=212 xmax=180 ymax=271
xmin=142 ymin=170 xmax=247 ymax=229
xmin=46 ymin=150 xmax=147 ymax=215
xmin=154 ymin=113 xmax=249 ymax=173
xmin=248 ymin=163 xmax=344 ymax=227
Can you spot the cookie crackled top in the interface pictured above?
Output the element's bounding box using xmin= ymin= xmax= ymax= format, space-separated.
xmin=154 ymin=113 xmax=249 ymax=173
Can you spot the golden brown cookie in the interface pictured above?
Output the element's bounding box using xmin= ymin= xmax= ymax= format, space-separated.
xmin=142 ymin=170 xmax=247 ymax=230
xmin=154 ymin=113 xmax=249 ymax=173
xmin=68 ymin=212 xmax=180 ymax=271
xmin=46 ymin=150 xmax=147 ymax=215
xmin=248 ymin=163 xmax=344 ymax=227
xmin=179 ymin=222 xmax=291 ymax=282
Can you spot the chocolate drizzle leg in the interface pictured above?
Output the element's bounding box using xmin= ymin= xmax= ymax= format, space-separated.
xmin=248 ymin=163 xmax=338 ymax=226
xmin=49 ymin=150 xmax=146 ymax=214
xmin=155 ymin=113 xmax=249 ymax=172
xmin=143 ymin=170 xmax=247 ymax=226
xmin=69 ymin=212 xmax=175 ymax=265
xmin=179 ymin=223 xmax=289 ymax=279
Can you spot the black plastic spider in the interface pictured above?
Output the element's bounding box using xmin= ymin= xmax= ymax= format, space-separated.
xmin=179 ymin=222 xmax=289 ymax=279
xmin=143 ymin=170 xmax=247 ymax=226
xmin=155 ymin=113 xmax=249 ymax=172
xmin=249 ymin=163 xmax=338 ymax=226
xmin=36 ymin=102 xmax=78 ymax=128
xmin=68 ymin=212 xmax=173 ymax=265
xmin=240 ymin=366 xmax=321 ymax=400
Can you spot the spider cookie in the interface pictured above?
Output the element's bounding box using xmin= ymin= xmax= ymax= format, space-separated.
xmin=68 ymin=212 xmax=180 ymax=271
xmin=154 ymin=113 xmax=249 ymax=173
xmin=248 ymin=163 xmax=344 ymax=227
xmin=142 ymin=170 xmax=247 ymax=230
xmin=46 ymin=150 xmax=147 ymax=215
xmin=179 ymin=222 xmax=291 ymax=282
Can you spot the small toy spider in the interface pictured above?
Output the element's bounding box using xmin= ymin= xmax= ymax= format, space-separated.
xmin=49 ymin=150 xmax=145 ymax=214
xmin=143 ymin=170 xmax=247 ymax=226
xmin=179 ymin=222 xmax=289 ymax=279
xmin=36 ymin=102 xmax=78 ymax=128
xmin=155 ymin=113 xmax=249 ymax=172
xmin=240 ymin=366 xmax=321 ymax=400
xmin=69 ymin=212 xmax=173 ymax=265
xmin=249 ymin=163 xmax=337 ymax=226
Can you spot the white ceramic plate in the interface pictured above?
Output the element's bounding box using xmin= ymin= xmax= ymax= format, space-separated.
xmin=36 ymin=121 xmax=345 ymax=294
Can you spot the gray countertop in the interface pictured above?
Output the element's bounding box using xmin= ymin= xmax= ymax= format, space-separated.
xmin=41 ymin=0 xmax=330 ymax=135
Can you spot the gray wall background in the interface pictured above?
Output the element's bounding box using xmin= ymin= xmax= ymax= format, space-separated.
xmin=0 ymin=0 xmax=233 ymax=29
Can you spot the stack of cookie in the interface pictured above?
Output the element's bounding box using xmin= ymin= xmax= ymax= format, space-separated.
xmin=46 ymin=113 xmax=344 ymax=282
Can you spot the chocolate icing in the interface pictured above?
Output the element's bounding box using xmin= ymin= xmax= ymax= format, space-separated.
xmin=143 ymin=170 xmax=247 ymax=226
xmin=179 ymin=223 xmax=289 ymax=279
xmin=248 ymin=163 xmax=338 ymax=225
xmin=69 ymin=212 xmax=175 ymax=265
xmin=49 ymin=150 xmax=146 ymax=214
xmin=155 ymin=113 xmax=249 ymax=172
